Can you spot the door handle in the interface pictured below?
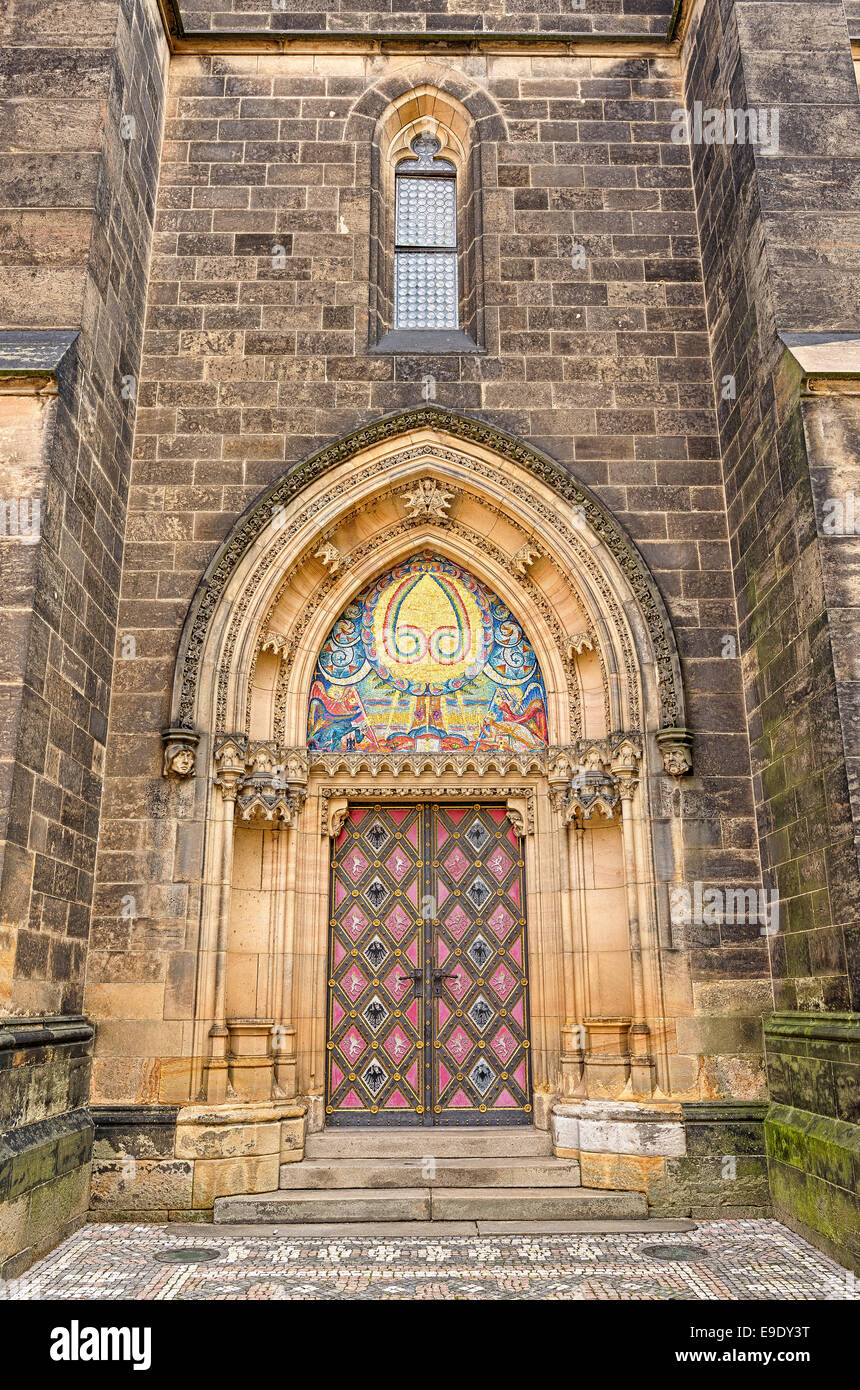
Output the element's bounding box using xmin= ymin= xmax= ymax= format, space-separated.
xmin=397 ymin=969 xmax=423 ymax=998
xmin=432 ymin=968 xmax=456 ymax=996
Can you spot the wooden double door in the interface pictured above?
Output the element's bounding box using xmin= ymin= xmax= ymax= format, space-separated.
xmin=325 ymin=803 xmax=532 ymax=1126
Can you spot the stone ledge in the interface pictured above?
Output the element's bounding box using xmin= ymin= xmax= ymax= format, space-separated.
xmin=176 ymin=1100 xmax=305 ymax=1126
xmin=552 ymin=1100 xmax=686 ymax=1159
xmin=0 ymin=332 xmax=78 ymax=377
xmin=681 ymin=1101 xmax=770 ymax=1125
xmin=0 ymin=1109 xmax=93 ymax=1203
xmin=765 ymin=1011 xmax=860 ymax=1045
xmin=765 ymin=1103 xmax=860 ymax=1185
xmin=92 ymin=1105 xmax=180 ymax=1129
xmin=0 ymin=1015 xmax=94 ymax=1058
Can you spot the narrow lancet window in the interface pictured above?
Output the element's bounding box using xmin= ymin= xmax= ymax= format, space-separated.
xmin=394 ymin=134 xmax=458 ymax=331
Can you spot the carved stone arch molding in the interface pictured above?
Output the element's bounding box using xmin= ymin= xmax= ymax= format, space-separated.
xmin=169 ymin=406 xmax=687 ymax=747
xmin=169 ymin=408 xmax=694 ymax=1108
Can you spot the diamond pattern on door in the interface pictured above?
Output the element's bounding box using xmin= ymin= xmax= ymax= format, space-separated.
xmin=326 ymin=806 xmax=425 ymax=1125
xmin=430 ymin=805 xmax=531 ymax=1125
xmin=326 ymin=804 xmax=532 ymax=1126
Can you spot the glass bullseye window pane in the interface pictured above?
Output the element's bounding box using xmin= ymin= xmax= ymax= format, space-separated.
xmin=393 ymin=141 xmax=459 ymax=331
xmin=395 ymin=175 xmax=457 ymax=247
xmin=394 ymin=250 xmax=458 ymax=330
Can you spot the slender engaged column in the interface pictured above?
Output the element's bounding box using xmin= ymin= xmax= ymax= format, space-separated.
xmin=204 ymin=765 xmax=241 ymax=1103
xmin=617 ymin=773 xmax=654 ymax=1096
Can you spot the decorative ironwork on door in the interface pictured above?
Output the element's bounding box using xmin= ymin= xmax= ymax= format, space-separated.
xmin=325 ymin=804 xmax=532 ymax=1126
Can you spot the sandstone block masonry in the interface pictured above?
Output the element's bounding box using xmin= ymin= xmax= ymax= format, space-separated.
xmin=0 ymin=0 xmax=857 ymax=1279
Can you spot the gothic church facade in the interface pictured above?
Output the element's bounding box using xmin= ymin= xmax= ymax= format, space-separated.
xmin=0 ymin=0 xmax=858 ymax=1276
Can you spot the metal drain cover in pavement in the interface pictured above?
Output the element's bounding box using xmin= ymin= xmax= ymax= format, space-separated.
xmin=641 ymin=1244 xmax=708 ymax=1263
xmin=154 ymin=1247 xmax=222 ymax=1265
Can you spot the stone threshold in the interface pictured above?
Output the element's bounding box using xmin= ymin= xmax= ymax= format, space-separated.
xmin=164 ymin=1217 xmax=699 ymax=1237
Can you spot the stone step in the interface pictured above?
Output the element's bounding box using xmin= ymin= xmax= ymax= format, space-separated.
xmin=432 ymin=1187 xmax=648 ymax=1221
xmin=305 ymin=1128 xmax=553 ymax=1159
xmin=215 ymin=1188 xmax=430 ymax=1223
xmin=278 ymin=1155 xmax=581 ymax=1190
xmin=214 ymin=1185 xmax=647 ymax=1224
xmin=205 ymin=1218 xmax=697 ymax=1237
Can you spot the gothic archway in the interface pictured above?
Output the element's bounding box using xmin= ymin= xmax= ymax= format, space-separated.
xmin=163 ymin=408 xmax=694 ymax=1115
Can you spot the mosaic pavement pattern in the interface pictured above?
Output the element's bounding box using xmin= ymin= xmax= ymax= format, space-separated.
xmin=1 ymin=1220 xmax=856 ymax=1300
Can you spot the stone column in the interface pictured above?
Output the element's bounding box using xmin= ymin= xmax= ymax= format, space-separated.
xmin=271 ymin=769 xmax=307 ymax=1098
xmin=615 ymin=768 xmax=653 ymax=1097
xmin=203 ymin=743 xmax=244 ymax=1104
xmin=551 ymin=769 xmax=588 ymax=1099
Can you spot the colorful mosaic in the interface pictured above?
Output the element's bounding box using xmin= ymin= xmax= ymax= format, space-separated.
xmin=5 ymin=1221 xmax=856 ymax=1302
xmin=326 ymin=804 xmax=532 ymax=1126
xmin=307 ymin=553 xmax=548 ymax=753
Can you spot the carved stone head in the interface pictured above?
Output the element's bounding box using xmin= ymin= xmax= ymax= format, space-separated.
xmin=656 ymin=727 xmax=694 ymax=778
xmin=162 ymin=728 xmax=199 ymax=780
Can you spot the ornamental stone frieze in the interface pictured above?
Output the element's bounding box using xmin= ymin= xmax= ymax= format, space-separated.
xmin=549 ymin=736 xmax=643 ymax=824
xmin=307 ymin=747 xmax=549 ymax=778
xmin=213 ymin=735 xmax=308 ymax=823
xmin=212 ymin=738 xmax=645 ymax=790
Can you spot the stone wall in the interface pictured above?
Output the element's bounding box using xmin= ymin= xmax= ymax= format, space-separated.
xmin=682 ymin=0 xmax=859 ymax=1012
xmin=169 ymin=0 xmax=677 ymax=39
xmin=764 ymin=1013 xmax=860 ymax=1274
xmin=552 ymin=1097 xmax=770 ymax=1216
xmin=0 ymin=0 xmax=169 ymax=1013
xmin=87 ymin=42 xmax=772 ymax=1113
xmin=89 ymin=1101 xmax=306 ymax=1220
xmin=0 ymin=1016 xmax=93 ymax=1278
xmin=0 ymin=0 xmax=168 ymax=1277
xmin=680 ymin=0 xmax=860 ymax=1272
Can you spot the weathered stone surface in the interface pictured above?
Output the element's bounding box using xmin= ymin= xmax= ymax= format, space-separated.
xmin=176 ymin=1121 xmax=281 ymax=1160
xmin=91 ymin=1105 xmax=179 ymax=1160
xmin=553 ymin=1101 xmax=687 ymax=1158
xmin=190 ymin=1154 xmax=280 ymax=1209
xmin=89 ymin=1158 xmax=193 ymax=1212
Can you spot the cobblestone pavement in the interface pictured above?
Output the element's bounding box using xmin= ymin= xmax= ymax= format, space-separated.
xmin=2 ymin=1220 xmax=856 ymax=1300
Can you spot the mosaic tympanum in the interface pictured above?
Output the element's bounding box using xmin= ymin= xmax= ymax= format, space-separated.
xmin=307 ymin=552 xmax=548 ymax=753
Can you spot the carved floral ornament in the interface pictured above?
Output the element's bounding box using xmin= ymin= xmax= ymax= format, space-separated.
xmin=168 ymin=407 xmax=689 ymax=758
xmin=399 ymin=477 xmax=454 ymax=518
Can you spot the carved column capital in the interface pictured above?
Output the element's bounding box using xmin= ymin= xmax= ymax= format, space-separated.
xmin=213 ymin=735 xmax=246 ymax=800
xmin=611 ymin=737 xmax=641 ymax=800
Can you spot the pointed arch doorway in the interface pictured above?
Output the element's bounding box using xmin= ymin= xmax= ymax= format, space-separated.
xmin=168 ymin=407 xmax=693 ymax=1121
xmin=315 ymin=551 xmax=541 ymax=1125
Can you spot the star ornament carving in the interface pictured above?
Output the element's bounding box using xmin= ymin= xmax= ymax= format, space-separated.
xmin=399 ymin=478 xmax=454 ymax=519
